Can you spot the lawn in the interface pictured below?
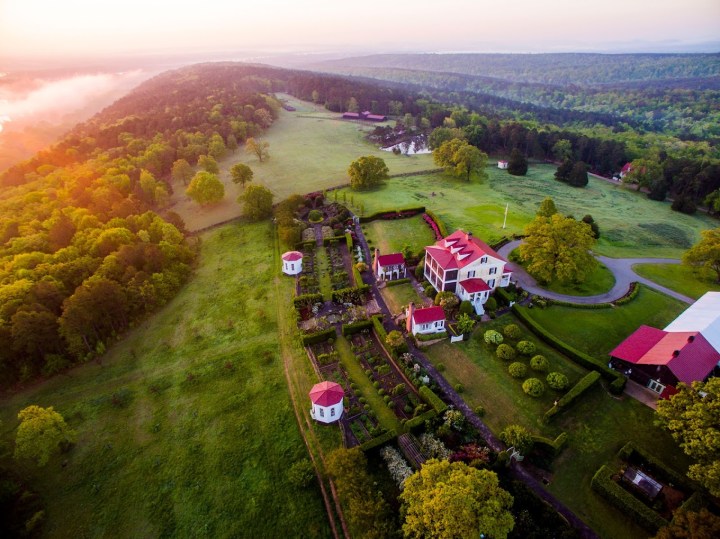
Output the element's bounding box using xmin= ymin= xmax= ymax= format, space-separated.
xmin=424 ymin=313 xmax=689 ymax=539
xmin=633 ymin=263 xmax=720 ymax=300
xmin=379 ymin=283 xmax=424 ymax=316
xmin=361 ymin=214 xmax=437 ymax=257
xmin=0 ymin=222 xmax=334 ymax=538
xmin=167 ymin=94 xmax=435 ymax=231
xmin=335 ymin=164 xmax=717 ymax=258
xmin=518 ymin=285 xmax=687 ymax=359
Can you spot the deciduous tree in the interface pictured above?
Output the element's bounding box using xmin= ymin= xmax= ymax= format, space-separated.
xmin=186 ymin=171 xmax=225 ymax=206
xmin=171 ymin=158 xmax=193 ymax=185
xmin=400 ymin=459 xmax=514 ymax=539
xmin=536 ymin=196 xmax=558 ymax=217
xmin=15 ymin=405 xmax=76 ymax=466
xmin=623 ymin=158 xmax=662 ymax=191
xmin=197 ymin=154 xmax=219 ymax=174
xmin=653 ymin=508 xmax=720 ymax=539
xmin=552 ymin=139 xmax=573 ymax=162
xmin=348 ymin=156 xmax=389 ymax=191
xmin=655 ymin=378 xmax=720 ymax=497
xmin=433 ymin=138 xmax=487 ymax=182
xmin=683 ymin=228 xmax=720 ymax=282
xmin=238 ymin=184 xmax=274 ymax=221
xmin=230 ymin=163 xmax=253 ymax=187
xmin=245 ymin=137 xmax=270 ymax=162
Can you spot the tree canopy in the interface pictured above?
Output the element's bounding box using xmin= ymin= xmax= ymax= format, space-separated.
xmin=230 ymin=163 xmax=254 ymax=187
xmin=348 ymin=155 xmax=389 ymax=190
xmin=519 ymin=212 xmax=597 ymax=284
xmin=622 ymin=158 xmax=663 ymax=191
xmin=245 ymin=137 xmax=270 ymax=162
xmin=507 ymin=148 xmax=528 ymax=176
xmin=186 ymin=171 xmax=225 ymax=206
xmin=15 ymin=405 xmax=76 ymax=466
xmin=655 ymin=378 xmax=720 ymax=497
xmin=683 ymin=228 xmax=720 ymax=282
xmin=238 ymin=184 xmax=274 ymax=221
xmin=536 ymin=196 xmax=558 ymax=217
xmin=198 ymin=154 xmax=219 ymax=174
xmin=433 ymin=138 xmax=487 ymax=181
xmin=568 ymin=161 xmax=589 ymax=187
xmin=400 ymin=459 xmax=514 ymax=539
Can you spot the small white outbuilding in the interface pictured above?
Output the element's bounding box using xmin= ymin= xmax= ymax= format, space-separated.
xmin=498 ymin=160 xmax=509 ymax=169
xmin=309 ymin=381 xmax=344 ymax=424
xmin=282 ymin=251 xmax=303 ymax=275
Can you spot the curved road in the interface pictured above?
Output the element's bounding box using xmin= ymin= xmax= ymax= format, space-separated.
xmin=498 ymin=240 xmax=693 ymax=305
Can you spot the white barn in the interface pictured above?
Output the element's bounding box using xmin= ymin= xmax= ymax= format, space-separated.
xmin=309 ymin=381 xmax=344 ymax=423
xmin=282 ymin=251 xmax=303 ymax=276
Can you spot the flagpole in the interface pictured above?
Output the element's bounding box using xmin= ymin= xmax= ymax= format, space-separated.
xmin=502 ymin=203 xmax=508 ymax=229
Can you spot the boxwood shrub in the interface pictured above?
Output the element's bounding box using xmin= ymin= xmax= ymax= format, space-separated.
xmin=530 ymin=355 xmax=549 ymax=372
xmin=522 ymin=378 xmax=545 ymax=397
xmin=508 ymin=362 xmax=527 ymax=378
xmin=547 ymin=372 xmax=569 ymax=390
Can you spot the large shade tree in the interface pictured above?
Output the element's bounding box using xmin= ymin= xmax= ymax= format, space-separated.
xmin=655 ymin=378 xmax=720 ymax=497
xmin=15 ymin=405 xmax=76 ymax=466
xmin=238 ymin=184 xmax=274 ymax=221
xmin=245 ymin=137 xmax=270 ymax=162
xmin=400 ymin=459 xmax=515 ymax=539
xmin=186 ymin=171 xmax=225 ymax=206
xmin=348 ymin=155 xmax=389 ymax=190
xmin=683 ymin=228 xmax=720 ymax=282
xmin=230 ymin=163 xmax=253 ymax=187
xmin=433 ymin=138 xmax=487 ymax=181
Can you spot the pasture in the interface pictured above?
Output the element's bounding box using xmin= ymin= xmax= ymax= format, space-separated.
xmin=0 ymin=222 xmax=333 ymax=538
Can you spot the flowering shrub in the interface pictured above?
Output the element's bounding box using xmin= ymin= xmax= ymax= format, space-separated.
xmin=418 ymin=433 xmax=452 ymax=460
xmin=422 ymin=213 xmax=443 ymax=240
xmin=380 ymin=446 xmax=414 ymax=490
xmin=450 ymin=443 xmax=491 ymax=465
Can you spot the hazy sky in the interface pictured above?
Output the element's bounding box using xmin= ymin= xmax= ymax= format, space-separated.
xmin=1 ymin=0 xmax=719 ymax=58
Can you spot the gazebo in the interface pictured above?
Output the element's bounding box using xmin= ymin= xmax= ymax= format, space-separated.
xmin=309 ymin=381 xmax=344 ymax=424
xmin=282 ymin=251 xmax=303 ymax=275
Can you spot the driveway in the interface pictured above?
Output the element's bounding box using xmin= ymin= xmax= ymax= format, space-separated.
xmin=497 ymin=240 xmax=693 ymax=305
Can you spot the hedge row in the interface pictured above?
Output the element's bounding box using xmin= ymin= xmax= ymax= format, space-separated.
xmin=331 ymin=284 xmax=370 ymax=304
xmin=424 ymin=209 xmax=448 ymax=238
xmin=372 ymin=315 xmax=388 ymax=342
xmin=678 ymin=491 xmax=706 ymax=514
xmin=341 ymin=319 xmax=373 ymax=336
xmin=591 ymin=465 xmax=668 ymax=532
xmin=419 ymin=386 xmax=448 ymax=414
xmin=614 ymin=282 xmax=640 ymax=305
xmin=352 ymin=264 xmax=364 ymax=287
xmin=293 ymin=293 xmax=323 ymax=309
xmin=416 ymin=331 xmax=448 ymax=342
xmin=360 ymin=429 xmax=397 ymax=452
xmin=512 ymin=304 xmax=626 ymax=394
xmin=301 ymin=327 xmax=337 ymax=346
xmin=531 ymin=432 xmax=568 ymax=456
xmin=617 ymin=442 xmax=688 ymax=487
xmin=358 ymin=207 xmax=426 ymax=224
xmin=345 ymin=231 xmax=353 ymax=251
xmin=405 ymin=409 xmax=438 ymax=430
xmin=544 ymin=371 xmax=601 ymax=422
xmin=385 ymin=277 xmax=411 ymax=287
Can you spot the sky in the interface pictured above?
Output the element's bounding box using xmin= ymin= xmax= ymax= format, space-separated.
xmin=1 ymin=0 xmax=719 ymax=59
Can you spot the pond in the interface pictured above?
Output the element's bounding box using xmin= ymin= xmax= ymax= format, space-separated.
xmin=381 ymin=136 xmax=430 ymax=155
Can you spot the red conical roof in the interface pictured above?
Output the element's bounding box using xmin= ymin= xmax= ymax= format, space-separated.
xmin=309 ymin=381 xmax=344 ymax=406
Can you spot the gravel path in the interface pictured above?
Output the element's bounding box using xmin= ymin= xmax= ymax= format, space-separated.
xmin=497 ymin=240 xmax=693 ymax=304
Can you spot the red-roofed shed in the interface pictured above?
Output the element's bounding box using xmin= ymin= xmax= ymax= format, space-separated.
xmin=309 ymin=381 xmax=344 ymax=423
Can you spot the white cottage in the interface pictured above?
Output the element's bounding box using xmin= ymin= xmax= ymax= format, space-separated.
xmin=282 ymin=251 xmax=303 ymax=275
xmin=309 ymin=381 xmax=344 ymax=424
xmin=373 ymin=249 xmax=407 ymax=281
xmin=498 ymin=160 xmax=509 ymax=169
xmin=406 ymin=303 xmax=446 ymax=336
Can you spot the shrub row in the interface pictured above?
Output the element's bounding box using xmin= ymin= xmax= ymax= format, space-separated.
xmin=405 ymin=409 xmax=437 ymax=430
xmin=419 ymin=386 xmax=448 ymax=414
xmin=371 ymin=315 xmax=388 ymax=342
xmin=385 ymin=277 xmax=411 ymax=287
xmin=531 ymin=432 xmax=568 ymax=457
xmin=416 ymin=331 xmax=448 ymax=342
xmin=352 ymin=264 xmax=364 ymax=287
xmin=331 ymin=285 xmax=370 ymax=305
xmin=616 ymin=442 xmax=688 ymax=487
xmin=341 ymin=320 xmax=374 ymax=336
xmin=293 ymin=293 xmax=323 ymax=309
xmin=301 ymin=328 xmax=337 ymax=346
xmin=591 ymin=465 xmax=668 ymax=532
xmin=543 ymin=371 xmax=601 ymax=422
xmin=614 ymin=282 xmax=640 ymax=306
xmin=512 ymin=304 xmax=626 ymax=393
xmin=424 ymin=209 xmax=448 ymax=238
xmin=360 ymin=429 xmax=398 ymax=452
xmin=358 ymin=207 xmax=426 ymax=224
xmin=345 ymin=231 xmax=353 ymax=250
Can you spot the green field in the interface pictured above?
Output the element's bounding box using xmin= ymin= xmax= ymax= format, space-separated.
xmin=520 ymin=285 xmax=688 ymax=359
xmin=379 ymin=282 xmax=424 ymax=316
xmin=336 ymin=164 xmax=716 ymax=258
xmin=362 ymin=214 xmax=437 ymax=257
xmin=0 ymin=222 xmax=334 ymax=538
xmin=633 ymin=263 xmax=720 ymax=299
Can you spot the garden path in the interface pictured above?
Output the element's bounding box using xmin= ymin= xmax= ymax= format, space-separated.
xmin=498 ymin=240 xmax=693 ymax=304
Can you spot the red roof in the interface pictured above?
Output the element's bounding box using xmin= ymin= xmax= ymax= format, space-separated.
xmin=610 ymin=325 xmax=666 ymax=363
xmin=377 ymin=253 xmax=405 ymax=267
xmin=458 ymin=278 xmax=491 ymax=293
xmin=282 ymin=251 xmax=303 ymax=262
xmin=621 ymin=163 xmax=633 ymax=173
xmin=412 ymin=306 xmax=445 ymax=325
xmin=426 ymin=230 xmax=506 ymax=271
xmin=667 ymin=333 xmax=719 ymax=384
xmin=309 ymin=381 xmax=345 ymax=406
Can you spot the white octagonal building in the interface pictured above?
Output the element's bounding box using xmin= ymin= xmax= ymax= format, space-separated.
xmin=282 ymin=251 xmax=303 ymax=275
xmin=309 ymin=381 xmax=344 ymax=424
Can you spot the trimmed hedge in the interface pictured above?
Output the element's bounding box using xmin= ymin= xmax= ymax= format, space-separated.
xmin=358 ymin=207 xmax=425 ymax=224
xmin=543 ymin=371 xmax=601 ymax=422
xmin=371 ymin=315 xmax=388 ymax=342
xmin=512 ymin=304 xmax=626 ymax=394
xmin=617 ymin=442 xmax=688 ymax=487
xmin=331 ymin=285 xmax=370 ymax=304
xmin=345 ymin=231 xmax=353 ymax=250
xmin=341 ymin=319 xmax=373 ymax=336
xmin=293 ymin=293 xmax=323 ymax=309
xmin=591 ymin=465 xmax=668 ymax=532
xmin=301 ymin=327 xmax=337 ymax=346
xmin=352 ymin=264 xmax=364 ymax=287
xmin=531 ymin=432 xmax=568 ymax=457
xmin=678 ymin=491 xmax=706 ymax=514
xmin=405 ymin=409 xmax=438 ymax=430
xmin=416 ymin=331 xmax=448 ymax=342
xmin=424 ymin=209 xmax=448 ymax=238
xmin=419 ymin=386 xmax=448 ymax=414
xmin=360 ymin=429 xmax=397 ymax=451
xmin=385 ymin=277 xmax=411 ymax=287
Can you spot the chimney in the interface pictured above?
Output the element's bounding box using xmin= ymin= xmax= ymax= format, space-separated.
xmin=466 ymin=230 xmax=473 ymax=241
xmin=406 ymin=302 xmax=414 ymax=334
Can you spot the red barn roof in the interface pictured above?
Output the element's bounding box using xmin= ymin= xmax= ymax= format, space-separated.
xmin=610 ymin=325 xmax=666 ymax=363
xmin=412 ymin=306 xmax=445 ymax=325
xmin=377 ymin=253 xmax=405 ymax=267
xmin=426 ymin=230 xmax=507 ymax=271
xmin=309 ymin=381 xmax=345 ymax=406
xmin=282 ymin=251 xmax=303 ymax=262
xmin=458 ymin=278 xmax=491 ymax=293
